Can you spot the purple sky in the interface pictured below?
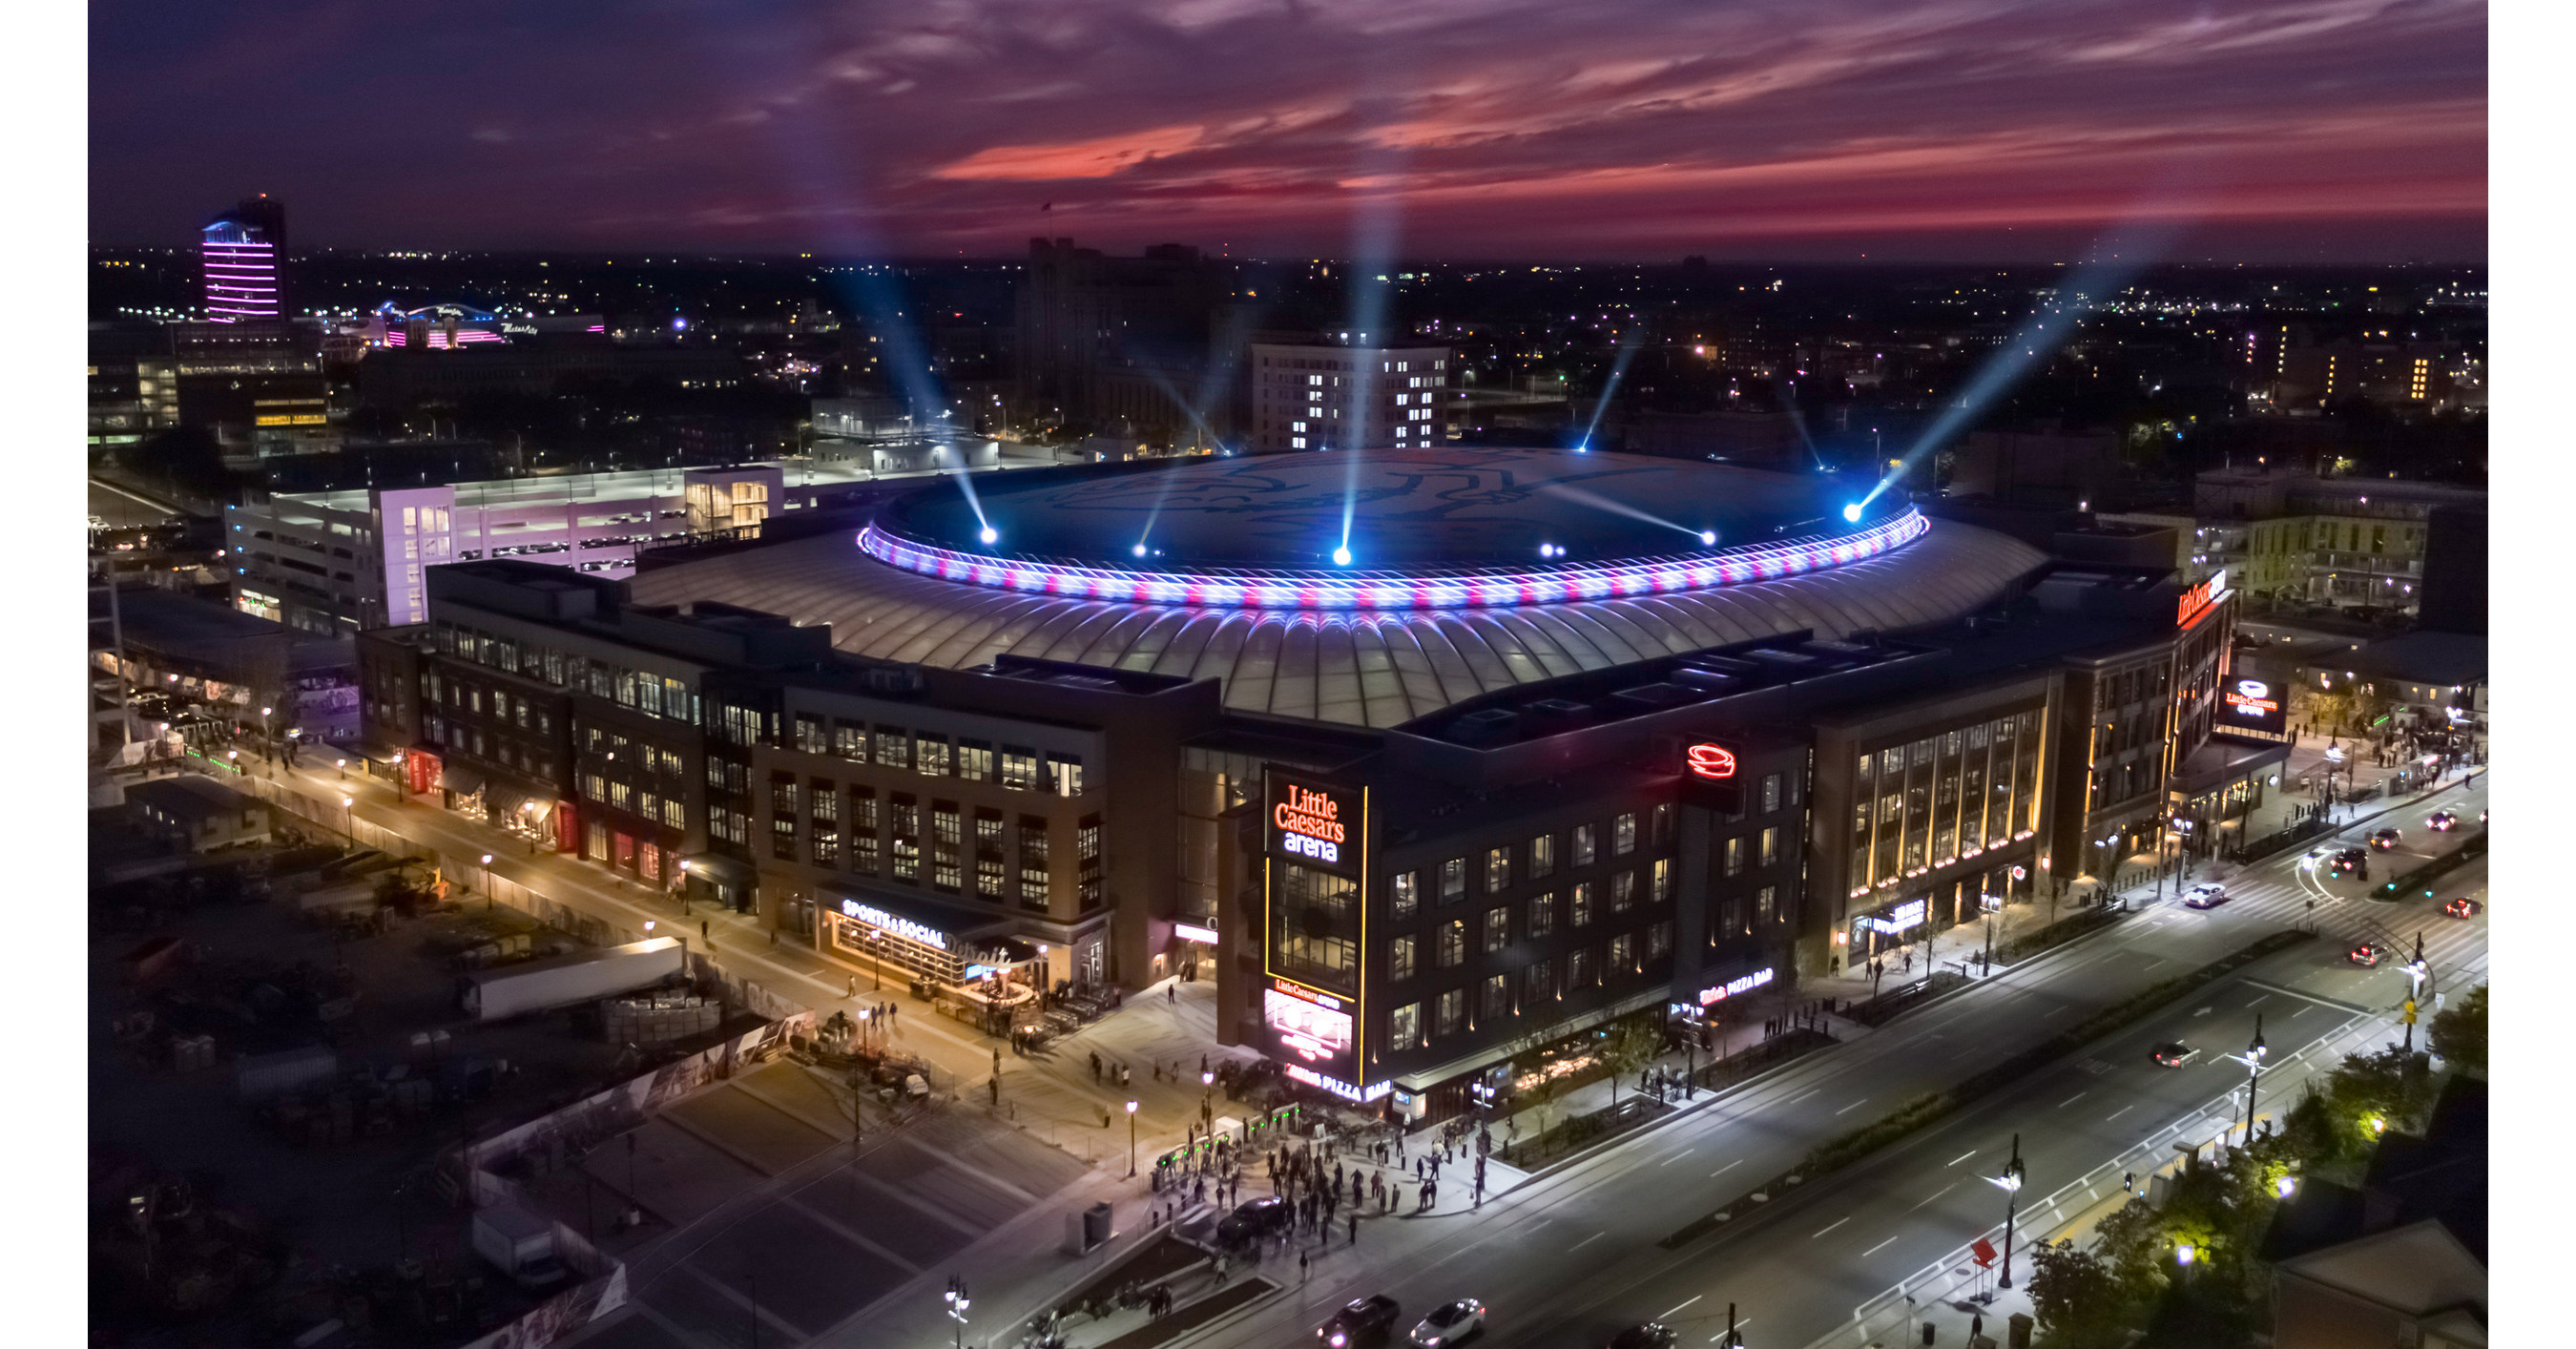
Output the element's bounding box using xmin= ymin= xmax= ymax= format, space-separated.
xmin=88 ymin=0 xmax=2486 ymax=261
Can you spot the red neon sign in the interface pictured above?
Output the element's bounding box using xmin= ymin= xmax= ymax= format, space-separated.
xmin=1686 ymin=743 xmax=1737 ymax=779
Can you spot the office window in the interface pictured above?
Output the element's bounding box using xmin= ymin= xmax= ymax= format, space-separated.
xmin=1019 ymin=817 xmax=1050 ymax=905
xmin=1076 ymin=815 xmax=1103 ymax=912
xmin=1652 ymin=802 xmax=1673 ymax=846
xmin=1483 ymin=906 xmax=1509 ymax=953
xmin=1760 ymin=773 xmax=1782 ymax=814
xmin=1523 ymin=959 xmax=1554 ymax=1005
xmin=1647 ymin=922 xmax=1672 ymax=961
xmin=1610 ymin=932 xmax=1634 ymax=972
xmin=890 ymin=796 xmax=920 ymax=882
xmin=1436 ymin=988 xmax=1465 ymax=1038
xmin=1485 ymin=846 xmax=1511 ymax=893
xmin=1528 ymin=833 xmax=1555 ymax=879
xmin=1723 ymin=836 xmax=1746 ymax=877
xmin=1049 ymin=755 xmax=1085 ymax=797
xmin=874 ymin=727 xmax=910 ymax=771
xmin=1527 ymin=891 xmax=1555 ymax=939
xmin=834 ymin=719 xmax=867 ymax=759
xmin=931 ymin=803 xmax=962 ymax=892
xmin=1481 ymin=974 xmax=1509 ymax=1024
xmin=1760 ymin=825 xmax=1780 ymax=867
xmin=794 ymin=714 xmax=827 ymax=754
xmin=810 ymin=780 xmax=839 ymax=868
xmin=662 ymin=799 xmax=685 ymax=829
xmin=957 ymin=740 xmax=993 ymax=782
xmin=1440 ymin=858 xmax=1467 ymax=903
xmin=1389 ymin=935 xmax=1418 ymax=982
xmin=1570 ymin=882 xmax=1594 ymax=927
xmin=1000 ymin=748 xmax=1040 ymax=791
xmin=1571 ymin=824 xmax=1596 ymax=867
xmin=1438 ymin=919 xmax=1466 ymax=968
xmin=916 ymin=735 xmax=950 ymax=778
xmin=849 ymin=787 xmax=878 ymax=834
xmin=1651 ymin=858 xmax=1672 ymax=903
xmin=1611 ymin=870 xmax=1636 ymax=913
xmin=1391 ymin=871 xmax=1421 ymax=922
xmin=1568 ymin=946 xmax=1595 ymax=989
xmin=1755 ymin=884 xmax=1777 ymax=925
xmin=1389 ymin=1002 xmax=1422 ymax=1049
xmin=1613 ymin=812 xmax=1637 ymax=855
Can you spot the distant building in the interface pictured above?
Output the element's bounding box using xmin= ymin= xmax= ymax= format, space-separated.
xmin=127 ymin=776 xmax=274 ymax=854
xmin=201 ymin=196 xmax=286 ymax=322
xmin=2194 ymin=468 xmax=2485 ymax=615
xmin=1247 ymin=337 xmax=1451 ymax=454
xmin=1014 ymin=238 xmax=1238 ymax=446
xmin=2252 ymin=328 xmax=2466 ymax=412
xmin=1942 ymin=428 xmax=2125 ymax=508
xmin=2416 ymin=505 xmax=2486 ymax=634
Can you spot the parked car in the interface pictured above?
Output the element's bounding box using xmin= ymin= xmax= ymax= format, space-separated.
xmin=2368 ymin=828 xmax=2402 ymax=851
xmin=2426 ymin=810 xmax=2458 ymax=832
xmin=1218 ymin=1196 xmax=1290 ymax=1246
xmin=1411 ymin=1299 xmax=1486 ymax=1347
xmin=2442 ymin=897 xmax=2482 ymax=919
xmin=2349 ymin=942 xmax=2389 ymax=967
xmin=2182 ymin=883 xmax=2229 ymax=910
xmin=1319 ymin=1296 xmax=1403 ymax=1348
xmin=2153 ymin=1041 xmax=2200 ymax=1069
xmin=1607 ymin=1325 xmax=1678 ymax=1349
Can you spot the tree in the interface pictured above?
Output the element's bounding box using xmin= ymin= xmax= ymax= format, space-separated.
xmin=2324 ymin=1046 xmax=2438 ymax=1138
xmin=2026 ymin=1240 xmax=2133 ymax=1349
xmin=2428 ymin=985 xmax=2486 ymax=1074
xmin=1598 ymin=1019 xmax=1664 ymax=1108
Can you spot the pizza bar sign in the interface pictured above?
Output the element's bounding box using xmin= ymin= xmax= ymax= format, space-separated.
xmin=1686 ymin=743 xmax=1737 ymax=779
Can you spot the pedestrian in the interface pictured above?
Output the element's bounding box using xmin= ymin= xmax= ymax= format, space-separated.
xmin=701 ymin=919 xmax=709 ymax=942
xmin=1091 ymin=1050 xmax=1101 ymax=1083
xmin=1349 ymin=1213 xmax=1359 ymax=1245
xmin=1168 ymin=985 xmax=1176 ymax=1005
xmin=1298 ymin=1251 xmax=1310 ymax=1283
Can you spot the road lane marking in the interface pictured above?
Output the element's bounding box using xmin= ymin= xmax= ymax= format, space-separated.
xmin=1571 ymin=1232 xmax=1605 ymax=1250
xmin=1662 ymin=1296 xmax=1702 ymax=1318
xmin=1710 ymin=1159 xmax=1742 ymax=1178
xmin=1946 ymin=1150 xmax=1978 ymax=1167
xmin=2246 ymin=993 xmax=2271 ymax=1007
xmin=2105 ymin=1105 xmax=2135 ymax=1122
xmin=1836 ymin=1097 xmax=1871 ymax=1116
xmin=2057 ymin=1091 xmax=2087 ymax=1109
xmin=1909 ymin=1182 xmax=1958 ymax=1211
xmin=1814 ymin=1216 xmax=1851 ymax=1238
xmin=1862 ymin=1234 xmax=1901 ymax=1257
xmin=1787 ymin=1088 xmax=1822 ymax=1105
xmin=1660 ymin=1151 xmax=1693 ymax=1167
xmin=1705 ymin=1318 xmax=1750 ymax=1340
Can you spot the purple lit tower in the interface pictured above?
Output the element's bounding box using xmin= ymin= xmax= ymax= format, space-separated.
xmin=200 ymin=195 xmax=286 ymax=322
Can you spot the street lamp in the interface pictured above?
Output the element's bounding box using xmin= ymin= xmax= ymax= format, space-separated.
xmin=1126 ymin=1099 xmax=1139 ymax=1177
xmin=481 ymin=854 xmax=494 ymax=911
xmin=260 ymin=706 xmax=273 ymax=762
xmin=339 ymin=794 xmax=355 ymax=847
xmin=2225 ymin=1015 xmax=2269 ymax=1146
xmin=943 ymin=1276 xmax=970 ymax=1349
xmin=1985 ymin=1133 xmax=2026 ymax=1290
xmin=335 ymin=757 xmax=346 ymax=779
xmin=2400 ymin=933 xmax=2430 ymax=1052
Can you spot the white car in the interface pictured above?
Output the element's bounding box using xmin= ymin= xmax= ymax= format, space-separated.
xmin=2182 ymin=883 xmax=2229 ymax=910
xmin=1411 ymin=1299 xmax=1486 ymax=1347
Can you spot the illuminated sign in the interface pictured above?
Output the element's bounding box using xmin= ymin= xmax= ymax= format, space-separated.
xmin=1266 ymin=773 xmax=1361 ymax=878
xmin=1695 ymin=965 xmax=1776 ymax=1007
xmin=2176 ymin=569 xmax=2230 ymax=628
xmin=1264 ymin=982 xmax=1354 ymax=1069
xmin=1864 ymin=899 xmax=1928 ymax=935
xmin=1686 ymin=743 xmax=1738 ymax=779
xmin=2216 ymin=673 xmax=2289 ymax=736
xmin=1173 ymin=922 xmax=1219 ymax=944
xmin=1284 ymin=1065 xmax=1391 ymax=1102
xmin=839 ymin=899 xmax=950 ymax=951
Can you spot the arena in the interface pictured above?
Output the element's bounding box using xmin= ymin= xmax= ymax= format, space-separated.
xmin=631 ymin=448 xmax=2048 ymax=728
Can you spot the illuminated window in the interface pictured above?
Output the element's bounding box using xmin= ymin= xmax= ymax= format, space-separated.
xmin=1528 ymin=833 xmax=1555 ymax=878
xmin=1483 ymin=906 xmax=1509 ymax=953
xmin=1389 ymin=1002 xmax=1422 ymax=1048
xmin=1389 ymin=934 xmax=1417 ymax=982
xmin=1485 ymin=846 xmax=1511 ymax=893
xmin=1571 ymin=824 xmax=1596 ymax=867
xmin=1613 ymin=812 xmax=1637 ymax=855
xmin=1391 ymin=870 xmax=1421 ymax=921
xmin=1438 ymin=919 xmax=1466 ymax=967
xmin=1527 ymin=891 xmax=1555 ymax=938
xmin=1436 ymin=988 xmax=1465 ymax=1037
xmin=1440 ymin=858 xmax=1466 ymax=903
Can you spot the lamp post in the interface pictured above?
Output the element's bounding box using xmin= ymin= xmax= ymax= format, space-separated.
xmin=1201 ymin=1069 xmax=1215 ymax=1129
xmin=339 ymin=794 xmax=355 ymax=847
xmin=1126 ymin=1099 xmax=1139 ymax=1177
xmin=943 ymin=1276 xmax=970 ymax=1349
xmin=260 ymin=705 xmax=273 ymax=762
xmin=335 ymin=757 xmax=347 ymax=780
xmin=480 ymin=853 xmax=494 ymax=910
xmin=1986 ymin=1133 xmax=2026 ymax=1290
xmin=2225 ymin=1015 xmax=2268 ymax=1146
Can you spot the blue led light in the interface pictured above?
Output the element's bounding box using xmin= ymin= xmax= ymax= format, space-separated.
xmin=1842 ymin=504 xmax=1863 ymax=523
xmin=1331 ymin=547 xmax=1353 ymax=567
xmin=1698 ymin=530 xmax=1717 ymax=546
xmin=978 ymin=527 xmax=999 ymax=545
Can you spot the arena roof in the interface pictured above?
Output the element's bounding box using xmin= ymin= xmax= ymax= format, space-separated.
xmin=629 ymin=453 xmax=2051 ymax=728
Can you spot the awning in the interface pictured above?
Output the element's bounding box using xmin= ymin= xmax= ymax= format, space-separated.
xmin=442 ymin=764 xmax=488 ymax=797
xmin=328 ymin=735 xmax=405 ymax=765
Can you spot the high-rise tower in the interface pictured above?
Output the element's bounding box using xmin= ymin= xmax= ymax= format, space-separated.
xmin=201 ymin=195 xmax=286 ymax=322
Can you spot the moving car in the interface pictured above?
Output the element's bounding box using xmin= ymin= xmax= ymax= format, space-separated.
xmin=2328 ymin=847 xmax=2370 ymax=878
xmin=2182 ymin=883 xmax=2229 ymax=910
xmin=2368 ymin=828 xmax=2402 ymax=851
xmin=1411 ymin=1299 xmax=1486 ymax=1347
xmin=2153 ymin=1041 xmax=2200 ymax=1069
xmin=1217 ymin=1196 xmax=1289 ymax=1246
xmin=2426 ymin=810 xmax=2458 ymax=832
xmin=2442 ymin=897 xmax=2482 ymax=919
xmin=1319 ymin=1296 xmax=1403 ymax=1348
xmin=1606 ymin=1326 xmax=1678 ymax=1349
xmin=2349 ymin=942 xmax=2389 ymax=967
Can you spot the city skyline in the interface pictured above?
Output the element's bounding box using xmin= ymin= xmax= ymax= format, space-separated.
xmin=89 ymin=0 xmax=2486 ymax=262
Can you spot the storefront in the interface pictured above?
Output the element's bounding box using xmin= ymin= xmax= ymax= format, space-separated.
xmin=820 ymin=892 xmax=1049 ymax=1030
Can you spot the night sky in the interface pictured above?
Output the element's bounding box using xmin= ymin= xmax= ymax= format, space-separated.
xmin=87 ymin=0 xmax=2486 ymax=261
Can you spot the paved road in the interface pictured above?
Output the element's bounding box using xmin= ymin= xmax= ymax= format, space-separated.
xmin=1142 ymin=773 xmax=2488 ymax=1349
